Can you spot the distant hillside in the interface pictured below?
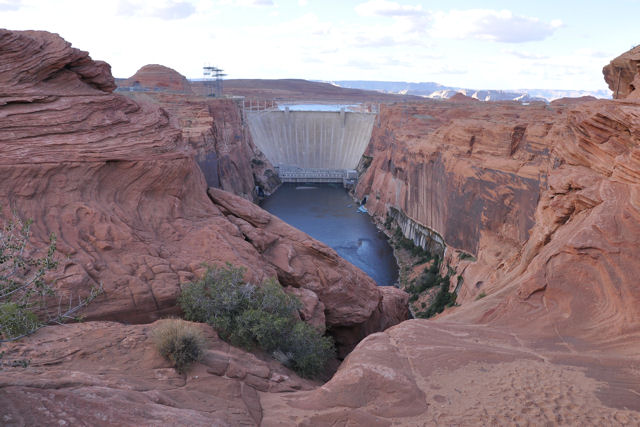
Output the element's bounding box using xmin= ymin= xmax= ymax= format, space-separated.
xmin=193 ymin=79 xmax=423 ymax=102
xmin=329 ymin=80 xmax=612 ymax=102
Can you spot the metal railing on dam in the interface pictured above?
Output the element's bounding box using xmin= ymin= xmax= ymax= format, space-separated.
xmin=245 ymin=108 xmax=376 ymax=174
xmin=276 ymin=166 xmax=358 ymax=186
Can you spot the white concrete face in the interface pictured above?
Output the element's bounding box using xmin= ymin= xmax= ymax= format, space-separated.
xmin=246 ymin=110 xmax=376 ymax=170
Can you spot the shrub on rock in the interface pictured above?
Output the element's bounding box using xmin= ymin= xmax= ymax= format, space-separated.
xmin=151 ymin=318 xmax=205 ymax=374
xmin=179 ymin=264 xmax=335 ymax=377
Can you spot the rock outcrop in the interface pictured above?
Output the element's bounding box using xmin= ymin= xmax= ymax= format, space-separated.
xmin=4 ymin=28 xmax=640 ymax=425
xmin=261 ymin=321 xmax=640 ymax=425
xmin=120 ymin=64 xmax=194 ymax=94
xmin=603 ymin=44 xmax=640 ymax=99
xmin=0 ymin=320 xmax=316 ymax=425
xmin=118 ymin=65 xmax=280 ymax=200
xmin=0 ymin=30 xmax=405 ymax=350
xmin=281 ymin=56 xmax=640 ymax=422
xmin=356 ymin=93 xmax=640 ymax=350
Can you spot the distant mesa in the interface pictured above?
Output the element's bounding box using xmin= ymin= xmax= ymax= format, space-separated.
xmin=448 ymin=93 xmax=479 ymax=103
xmin=119 ymin=64 xmax=193 ymax=94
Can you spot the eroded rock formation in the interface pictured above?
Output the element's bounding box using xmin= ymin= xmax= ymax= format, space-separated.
xmin=0 ymin=30 xmax=404 ymax=350
xmin=262 ymin=93 xmax=640 ymax=423
xmin=3 ymin=28 xmax=640 ymax=425
xmin=120 ymin=64 xmax=194 ymax=94
xmin=261 ymin=321 xmax=640 ymax=425
xmin=118 ymin=65 xmax=280 ymax=199
xmin=0 ymin=320 xmax=316 ymax=425
xmin=603 ymin=44 xmax=640 ymax=99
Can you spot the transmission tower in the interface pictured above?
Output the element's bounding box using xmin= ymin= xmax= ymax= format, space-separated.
xmin=203 ymin=66 xmax=227 ymax=97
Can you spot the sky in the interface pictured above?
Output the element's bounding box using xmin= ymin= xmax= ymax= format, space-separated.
xmin=2 ymin=0 xmax=639 ymax=91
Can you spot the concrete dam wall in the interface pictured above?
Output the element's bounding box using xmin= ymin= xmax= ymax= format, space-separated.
xmin=246 ymin=110 xmax=376 ymax=171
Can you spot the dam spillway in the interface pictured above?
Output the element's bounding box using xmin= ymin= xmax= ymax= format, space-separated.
xmin=245 ymin=107 xmax=376 ymax=182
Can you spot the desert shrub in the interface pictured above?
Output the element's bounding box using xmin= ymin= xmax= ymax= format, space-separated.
xmin=152 ymin=318 xmax=205 ymax=374
xmin=475 ymin=291 xmax=487 ymax=301
xmin=0 ymin=210 xmax=102 ymax=342
xmin=179 ymin=264 xmax=335 ymax=377
xmin=418 ymin=277 xmax=457 ymax=318
xmin=284 ymin=321 xmax=335 ymax=378
xmin=383 ymin=215 xmax=393 ymax=230
xmin=459 ymin=252 xmax=476 ymax=262
xmin=0 ymin=303 xmax=39 ymax=338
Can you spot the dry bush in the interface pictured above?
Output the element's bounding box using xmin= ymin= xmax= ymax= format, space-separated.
xmin=151 ymin=318 xmax=206 ymax=374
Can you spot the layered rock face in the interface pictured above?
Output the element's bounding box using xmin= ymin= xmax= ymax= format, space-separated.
xmin=261 ymin=321 xmax=640 ymax=425
xmin=260 ymin=56 xmax=640 ymax=422
xmin=4 ymin=28 xmax=640 ymax=425
xmin=357 ymin=94 xmax=640 ymax=350
xmin=119 ymin=65 xmax=280 ymax=199
xmin=0 ymin=30 xmax=404 ymax=348
xmin=1 ymin=320 xmax=317 ymax=425
xmin=603 ymin=45 xmax=640 ymax=99
xmin=357 ymin=99 xmax=550 ymax=258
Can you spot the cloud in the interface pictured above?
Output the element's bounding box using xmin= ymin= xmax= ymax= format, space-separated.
xmin=0 ymin=0 xmax=21 ymax=11
xmin=355 ymin=0 xmax=426 ymax=17
xmin=218 ymin=0 xmax=275 ymax=6
xmin=154 ymin=1 xmax=195 ymax=19
xmin=502 ymin=49 xmax=549 ymax=59
xmin=574 ymin=48 xmax=611 ymax=58
xmin=355 ymin=0 xmax=432 ymax=37
xmin=430 ymin=9 xmax=562 ymax=43
xmin=117 ymin=0 xmax=196 ymax=20
xmin=298 ymin=0 xmax=307 ymax=5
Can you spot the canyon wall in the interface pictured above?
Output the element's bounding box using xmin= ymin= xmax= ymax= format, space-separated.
xmin=260 ymin=52 xmax=640 ymax=424
xmin=118 ymin=65 xmax=280 ymax=199
xmin=356 ymin=98 xmax=550 ymax=257
xmin=0 ymin=30 xmax=405 ymax=350
xmin=356 ymin=93 xmax=640 ymax=350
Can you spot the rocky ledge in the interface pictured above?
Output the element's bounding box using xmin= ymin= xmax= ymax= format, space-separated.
xmin=0 ymin=29 xmax=407 ymax=352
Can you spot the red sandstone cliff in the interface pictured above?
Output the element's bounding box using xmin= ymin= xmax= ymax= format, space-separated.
xmin=0 ymin=30 xmax=404 ymax=349
xmin=3 ymin=29 xmax=640 ymax=425
xmin=119 ymin=65 xmax=280 ymax=199
xmin=355 ymin=95 xmax=640 ymax=352
xmin=259 ymin=63 xmax=640 ymax=424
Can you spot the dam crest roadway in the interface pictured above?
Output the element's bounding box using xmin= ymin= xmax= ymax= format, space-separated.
xmin=244 ymin=100 xmax=378 ymax=185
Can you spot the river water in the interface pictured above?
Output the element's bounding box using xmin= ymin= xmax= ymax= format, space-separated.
xmin=260 ymin=183 xmax=398 ymax=286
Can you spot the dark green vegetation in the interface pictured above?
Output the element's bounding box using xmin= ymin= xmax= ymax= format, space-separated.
xmin=0 ymin=211 xmax=102 ymax=342
xmin=152 ymin=318 xmax=206 ymax=374
xmin=390 ymin=225 xmax=457 ymax=319
xmin=459 ymin=251 xmax=477 ymax=262
xmin=180 ymin=264 xmax=335 ymax=378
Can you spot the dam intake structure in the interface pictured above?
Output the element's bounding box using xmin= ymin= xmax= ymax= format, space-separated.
xmin=244 ymin=101 xmax=377 ymax=186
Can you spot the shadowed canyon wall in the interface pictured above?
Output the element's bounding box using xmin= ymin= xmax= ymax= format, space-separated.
xmin=246 ymin=110 xmax=375 ymax=170
xmin=118 ymin=65 xmax=280 ymax=199
xmin=0 ymin=29 xmax=406 ymax=350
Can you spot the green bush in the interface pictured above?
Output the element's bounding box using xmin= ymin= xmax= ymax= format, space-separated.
xmin=179 ymin=264 xmax=335 ymax=377
xmin=417 ymin=277 xmax=457 ymax=318
xmin=0 ymin=210 xmax=102 ymax=342
xmin=0 ymin=303 xmax=39 ymax=338
xmin=152 ymin=318 xmax=205 ymax=374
